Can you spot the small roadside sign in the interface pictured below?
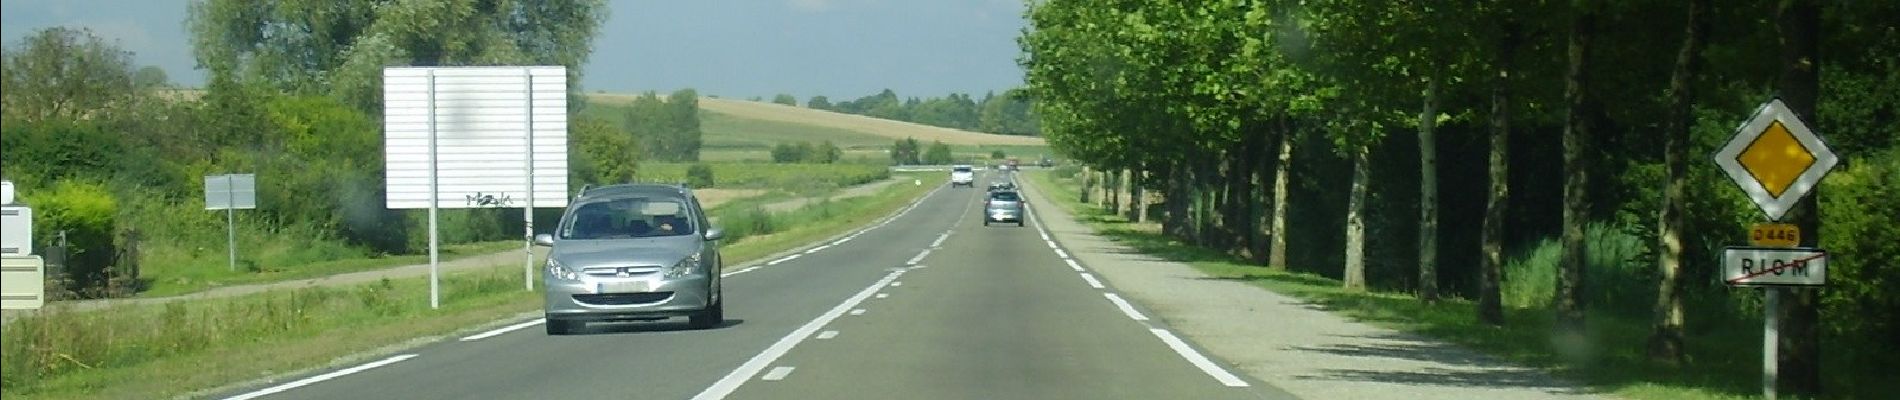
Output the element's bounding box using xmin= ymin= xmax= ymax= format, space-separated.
xmin=1723 ymin=246 xmax=1826 ymax=287
xmin=2 ymin=255 xmax=46 ymax=310
xmin=1748 ymin=223 xmax=1800 ymax=247
xmin=1713 ymin=98 xmax=1837 ymax=221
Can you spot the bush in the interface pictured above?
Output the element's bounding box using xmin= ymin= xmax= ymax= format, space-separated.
xmin=1819 ymin=150 xmax=1900 ymax=352
xmin=1501 ymin=222 xmax=1650 ymax=311
xmin=23 ymin=180 xmax=120 ymax=295
xmin=991 ymin=150 xmax=1007 ymax=159
xmin=686 ymin=163 xmax=716 ymax=188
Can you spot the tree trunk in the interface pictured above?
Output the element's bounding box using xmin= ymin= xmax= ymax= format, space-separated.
xmin=1775 ymin=0 xmax=1821 ymax=395
xmin=1166 ymin=162 xmax=1192 ymax=239
xmin=1418 ymin=74 xmax=1442 ymax=302
xmin=1108 ymin=169 xmax=1122 ymax=213
xmin=1558 ymin=0 xmax=1601 ymax=335
xmin=1649 ymin=0 xmax=1706 ymax=365
xmin=1128 ymin=166 xmax=1145 ymax=223
xmin=1479 ymin=21 xmax=1520 ymax=327
xmin=1080 ymin=165 xmax=1094 ymax=204
xmin=1343 ymin=142 xmax=1370 ymax=291
xmin=1269 ymin=121 xmax=1295 ymax=270
xmin=1231 ymin=136 xmax=1257 ymax=257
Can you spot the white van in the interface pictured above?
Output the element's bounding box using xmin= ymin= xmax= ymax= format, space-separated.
xmin=950 ymin=165 xmax=975 ymax=188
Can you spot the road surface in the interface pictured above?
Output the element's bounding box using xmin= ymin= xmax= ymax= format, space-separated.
xmin=212 ymin=172 xmax=1289 ymax=400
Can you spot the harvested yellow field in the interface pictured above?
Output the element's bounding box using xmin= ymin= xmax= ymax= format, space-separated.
xmin=586 ymin=94 xmax=1046 ymax=147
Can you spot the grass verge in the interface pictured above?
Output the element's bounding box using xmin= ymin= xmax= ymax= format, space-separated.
xmin=713 ymin=172 xmax=944 ymax=264
xmin=1022 ymin=170 xmax=1890 ymax=400
xmin=1 ymin=266 xmax=539 ymax=400
xmin=139 ymin=241 xmax=518 ymax=297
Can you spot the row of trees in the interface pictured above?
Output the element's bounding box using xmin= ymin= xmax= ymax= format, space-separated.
xmin=619 ymin=90 xmax=705 ymax=162
xmin=770 ymin=141 xmax=845 ymax=164
xmin=795 ymin=89 xmax=1040 ymax=136
xmin=1023 ymin=0 xmax=1897 ymax=395
xmin=888 ymin=138 xmax=955 ymax=165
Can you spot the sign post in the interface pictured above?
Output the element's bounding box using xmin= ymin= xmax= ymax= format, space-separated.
xmin=205 ymin=174 xmax=257 ymax=271
xmin=384 ymin=66 xmax=569 ymax=309
xmin=1713 ymin=98 xmax=1836 ymax=399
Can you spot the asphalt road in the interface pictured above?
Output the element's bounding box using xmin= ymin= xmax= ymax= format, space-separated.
xmin=213 ymin=173 xmax=1291 ymax=400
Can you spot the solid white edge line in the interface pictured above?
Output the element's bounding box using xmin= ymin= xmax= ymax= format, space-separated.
xmin=460 ymin=318 xmax=546 ymax=341
xmin=816 ymin=330 xmax=839 ymax=339
xmin=721 ymin=266 xmax=761 ymax=278
xmin=1079 ymin=273 xmax=1105 ymax=289
xmin=222 ymin=354 xmax=419 ymax=400
xmin=1064 ymin=259 xmax=1084 ymax=272
xmin=804 ymin=245 xmax=831 ymax=254
xmin=761 ymin=366 xmax=796 ymax=381
xmin=767 ymin=254 xmax=801 ymax=266
xmin=1150 ymin=328 xmax=1252 ymax=387
xmin=1103 ymin=293 xmax=1149 ymax=321
xmin=691 ymin=271 xmax=902 ymax=400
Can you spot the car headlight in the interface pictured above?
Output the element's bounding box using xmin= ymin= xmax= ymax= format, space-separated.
xmin=665 ymin=253 xmax=702 ymax=279
xmin=546 ymin=259 xmax=579 ymax=281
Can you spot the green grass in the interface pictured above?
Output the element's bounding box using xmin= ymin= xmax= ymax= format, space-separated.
xmin=138 ymin=241 xmax=518 ymax=297
xmin=713 ymin=172 xmax=944 ymax=264
xmin=1 ymin=266 xmax=539 ymax=400
xmin=635 ymin=162 xmax=890 ymax=195
xmin=1021 ymin=170 xmax=1891 ymax=400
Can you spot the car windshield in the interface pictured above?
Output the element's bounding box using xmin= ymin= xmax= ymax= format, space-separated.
xmin=559 ymin=197 xmax=695 ymax=240
xmin=989 ymin=192 xmax=1021 ymax=202
xmin=953 ymin=166 xmax=973 ymax=173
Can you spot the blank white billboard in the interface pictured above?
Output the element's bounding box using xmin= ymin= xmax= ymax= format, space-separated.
xmin=204 ymin=173 xmax=257 ymax=210
xmin=383 ymin=66 xmax=569 ymax=209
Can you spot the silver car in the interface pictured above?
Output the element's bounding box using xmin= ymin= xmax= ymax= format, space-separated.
xmin=983 ymin=190 xmax=1025 ymax=227
xmin=533 ymin=184 xmax=725 ymax=334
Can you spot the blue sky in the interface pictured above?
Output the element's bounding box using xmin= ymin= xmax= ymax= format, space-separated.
xmin=0 ymin=0 xmax=1031 ymax=100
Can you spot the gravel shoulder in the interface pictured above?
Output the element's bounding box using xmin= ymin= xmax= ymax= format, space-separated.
xmin=1018 ymin=178 xmax=1612 ymax=400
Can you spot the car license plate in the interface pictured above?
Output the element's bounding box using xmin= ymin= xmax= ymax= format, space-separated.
xmin=597 ymin=280 xmax=649 ymax=293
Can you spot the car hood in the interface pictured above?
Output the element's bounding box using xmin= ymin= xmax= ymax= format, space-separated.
xmin=549 ymin=237 xmax=700 ymax=268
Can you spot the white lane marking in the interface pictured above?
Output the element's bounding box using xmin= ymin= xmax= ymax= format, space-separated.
xmin=849 ymin=309 xmax=867 ymax=316
xmin=1045 ymin=240 xmax=1059 ymax=249
xmin=460 ymin=318 xmax=545 ymax=341
xmin=1064 ymin=259 xmax=1084 ymax=272
xmin=222 ymin=354 xmax=418 ymax=400
xmin=891 ymin=281 xmax=903 ymax=287
xmin=1151 ymin=329 xmax=1252 ymax=387
xmin=721 ymin=266 xmax=761 ymax=278
xmin=833 ymin=237 xmax=853 ymax=245
xmin=766 ymin=254 xmax=801 ymax=266
xmin=761 ymin=367 xmax=796 ymax=381
xmin=1040 ymin=233 xmax=1050 ymax=241
xmin=1103 ymin=293 xmax=1149 ymax=321
xmin=875 ymin=293 xmax=889 ymax=299
xmin=905 ymin=249 xmax=931 ymax=265
xmin=691 ymin=271 xmax=903 ymax=400
xmin=816 ymin=330 xmax=839 ymax=339
xmin=910 ymin=264 xmax=930 ymax=269
xmin=804 ymin=245 xmax=832 ymax=254
xmin=1079 ymin=273 xmax=1105 ymax=289
xmin=1054 ymin=249 xmax=1069 ymax=259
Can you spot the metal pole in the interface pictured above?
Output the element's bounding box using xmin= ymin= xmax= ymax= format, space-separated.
xmin=522 ymin=68 xmax=535 ymax=291
xmin=427 ymin=71 xmax=441 ymax=310
xmin=226 ymin=176 xmax=237 ymax=272
xmin=1764 ymin=288 xmax=1779 ymax=400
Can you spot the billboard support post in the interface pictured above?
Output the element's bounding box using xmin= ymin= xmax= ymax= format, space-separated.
xmin=522 ymin=69 xmax=536 ymax=291
xmin=427 ymin=70 xmax=441 ymax=310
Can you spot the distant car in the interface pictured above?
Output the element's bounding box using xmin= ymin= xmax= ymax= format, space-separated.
xmin=950 ymin=165 xmax=976 ymax=187
xmin=983 ymin=190 xmax=1025 ymax=227
xmin=988 ymin=181 xmax=1017 ymax=192
xmin=534 ymin=184 xmax=725 ymax=335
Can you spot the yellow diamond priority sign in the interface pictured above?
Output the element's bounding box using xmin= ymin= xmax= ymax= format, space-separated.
xmin=1715 ymin=99 xmax=1837 ymax=221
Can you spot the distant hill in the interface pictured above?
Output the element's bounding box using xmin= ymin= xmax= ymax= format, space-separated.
xmin=586 ymin=94 xmax=1045 ymax=147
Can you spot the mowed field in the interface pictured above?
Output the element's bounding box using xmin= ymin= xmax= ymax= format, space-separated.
xmin=583 ymin=93 xmax=1050 ymax=162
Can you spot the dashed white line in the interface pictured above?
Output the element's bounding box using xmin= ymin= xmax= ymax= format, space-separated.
xmin=1103 ymin=293 xmax=1149 ymax=321
xmin=849 ymin=309 xmax=867 ymax=316
xmin=816 ymin=330 xmax=839 ymax=339
xmin=1054 ymin=248 xmax=1069 ymax=259
xmin=766 ymin=254 xmax=801 ymax=266
xmin=875 ymin=293 xmax=889 ymax=299
xmin=1151 ymin=329 xmax=1252 ymax=387
xmin=833 ymin=237 xmax=854 ymax=245
xmin=691 ymin=271 xmax=903 ymax=400
xmin=1064 ymin=259 xmax=1084 ymax=272
xmin=1045 ymin=240 xmax=1059 ymax=249
xmin=721 ymin=266 xmax=761 ymax=278
xmin=761 ymin=366 xmax=796 ymax=381
xmin=804 ymin=245 xmax=832 ymax=254
xmin=460 ymin=318 xmax=545 ymax=341
xmin=1079 ymin=273 xmax=1105 ymax=289
xmin=222 ymin=354 xmax=418 ymax=400
xmin=905 ymin=249 xmax=932 ymax=265
xmin=891 ymin=281 xmax=903 ymax=287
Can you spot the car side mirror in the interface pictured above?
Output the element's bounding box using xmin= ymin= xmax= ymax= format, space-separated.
xmin=533 ymin=234 xmax=555 ymax=247
xmin=704 ymin=228 xmax=725 ymax=241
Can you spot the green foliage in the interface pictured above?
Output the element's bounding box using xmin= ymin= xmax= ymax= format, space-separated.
xmin=0 ymin=27 xmax=144 ymax=124
xmin=806 ymin=95 xmax=832 ymax=110
xmin=187 ymin=0 xmax=608 ymax=110
xmin=1818 ymin=150 xmax=1900 ymax=353
xmin=636 ymin=162 xmax=887 ymax=193
xmin=22 ymin=180 xmax=119 ymax=294
xmin=570 ymin=115 xmax=638 ymax=185
xmin=769 ymin=141 xmax=842 ymax=164
xmin=821 ymin=88 xmax=1038 ymax=135
xmin=1501 ymin=223 xmax=1649 ymax=311
xmin=990 ymin=150 xmax=1007 ymax=159
xmin=771 ymin=94 xmax=797 ymax=106
xmin=890 ymin=137 xmax=923 ymax=165
xmin=922 ymin=140 xmax=954 ymax=165
xmin=686 ymin=163 xmax=716 ymax=188
xmin=626 ymin=90 xmax=705 ymax=162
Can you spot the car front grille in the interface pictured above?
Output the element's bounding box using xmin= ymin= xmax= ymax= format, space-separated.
xmin=573 ymin=292 xmax=674 ymax=306
xmin=583 ymin=266 xmax=661 ymax=278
